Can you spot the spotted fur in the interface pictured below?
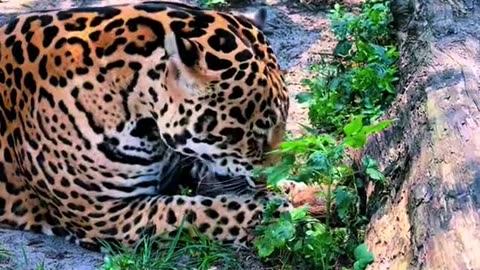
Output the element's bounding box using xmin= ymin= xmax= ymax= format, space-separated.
xmin=0 ymin=1 xmax=290 ymax=249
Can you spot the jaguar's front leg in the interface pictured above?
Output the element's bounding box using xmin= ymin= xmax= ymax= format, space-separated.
xmin=76 ymin=192 xmax=293 ymax=250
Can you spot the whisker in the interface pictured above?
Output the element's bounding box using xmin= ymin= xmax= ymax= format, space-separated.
xmin=204 ymin=182 xmax=248 ymax=192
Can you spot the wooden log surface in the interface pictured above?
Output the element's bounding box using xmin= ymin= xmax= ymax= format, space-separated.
xmin=359 ymin=0 xmax=480 ymax=269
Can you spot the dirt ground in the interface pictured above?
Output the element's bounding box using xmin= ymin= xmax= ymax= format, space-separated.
xmin=0 ymin=0 xmax=340 ymax=269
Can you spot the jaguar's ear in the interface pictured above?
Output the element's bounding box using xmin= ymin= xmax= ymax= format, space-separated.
xmin=252 ymin=7 xmax=267 ymax=30
xmin=164 ymin=33 xmax=221 ymax=95
xmin=165 ymin=33 xmax=200 ymax=68
xmin=236 ymin=8 xmax=267 ymax=31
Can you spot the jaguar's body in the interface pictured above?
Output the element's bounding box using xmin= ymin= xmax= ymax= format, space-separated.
xmin=0 ymin=1 xmax=290 ymax=249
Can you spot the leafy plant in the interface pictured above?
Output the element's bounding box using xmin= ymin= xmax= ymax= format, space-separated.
xmin=353 ymin=244 xmax=375 ymax=270
xmin=254 ymin=117 xmax=391 ymax=269
xmin=362 ymin=156 xmax=386 ymax=185
xmin=297 ymin=0 xmax=399 ymax=134
xmin=254 ymin=1 xmax=398 ymax=269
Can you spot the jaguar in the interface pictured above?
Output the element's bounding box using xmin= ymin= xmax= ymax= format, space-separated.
xmin=0 ymin=0 xmax=293 ymax=250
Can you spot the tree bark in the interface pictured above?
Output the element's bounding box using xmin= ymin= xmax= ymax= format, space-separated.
xmin=358 ymin=0 xmax=480 ymax=269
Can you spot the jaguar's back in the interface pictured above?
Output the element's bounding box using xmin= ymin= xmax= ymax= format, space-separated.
xmin=0 ymin=1 xmax=290 ymax=249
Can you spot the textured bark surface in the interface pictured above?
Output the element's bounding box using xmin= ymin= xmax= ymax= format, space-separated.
xmin=361 ymin=0 xmax=480 ymax=269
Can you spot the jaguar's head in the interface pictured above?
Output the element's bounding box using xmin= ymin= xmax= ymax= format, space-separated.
xmin=157 ymin=7 xmax=289 ymax=194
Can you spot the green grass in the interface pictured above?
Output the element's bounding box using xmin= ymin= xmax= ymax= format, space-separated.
xmin=100 ymin=224 xmax=240 ymax=270
xmin=0 ymin=244 xmax=45 ymax=270
xmin=0 ymin=244 xmax=9 ymax=262
xmin=35 ymin=261 xmax=46 ymax=270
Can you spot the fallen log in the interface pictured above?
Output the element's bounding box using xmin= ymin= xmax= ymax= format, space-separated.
xmin=358 ymin=0 xmax=480 ymax=269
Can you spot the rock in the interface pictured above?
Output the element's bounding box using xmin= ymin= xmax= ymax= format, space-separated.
xmin=0 ymin=228 xmax=103 ymax=270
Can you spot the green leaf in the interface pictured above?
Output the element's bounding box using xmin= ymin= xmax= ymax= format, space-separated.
xmin=292 ymin=239 xmax=304 ymax=252
xmin=262 ymin=155 xmax=295 ymax=187
xmin=296 ymin=92 xmax=314 ymax=104
xmin=291 ymin=207 xmax=309 ymax=221
xmin=343 ymin=134 xmax=366 ymax=149
xmin=353 ymin=244 xmax=374 ymax=270
xmin=254 ymin=211 xmax=297 ymax=258
xmin=366 ymin=168 xmax=385 ymax=183
xmin=333 ymin=40 xmax=353 ymax=57
xmin=299 ymin=124 xmax=319 ymax=135
xmin=362 ymin=157 xmax=385 ymax=183
xmin=308 ymin=151 xmax=331 ymax=173
xmin=279 ymin=137 xmax=316 ymax=152
xmin=362 ymin=119 xmax=393 ymax=135
xmin=329 ymin=77 xmax=342 ymax=91
xmin=295 ymin=167 xmax=316 ymax=182
xmin=334 ymin=187 xmax=356 ymax=222
xmin=362 ymin=156 xmax=377 ymax=169
xmin=255 ymin=237 xmax=276 ymax=258
xmin=343 ymin=116 xmax=364 ymax=136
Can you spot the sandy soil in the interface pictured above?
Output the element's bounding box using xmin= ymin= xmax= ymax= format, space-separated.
xmin=0 ymin=0 xmax=338 ymax=269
